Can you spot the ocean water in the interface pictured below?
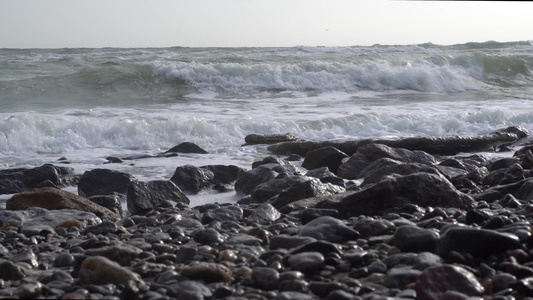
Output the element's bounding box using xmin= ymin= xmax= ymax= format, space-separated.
xmin=1 ymin=41 xmax=533 ymax=206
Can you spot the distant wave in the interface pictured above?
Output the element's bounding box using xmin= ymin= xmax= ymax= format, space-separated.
xmin=0 ymin=42 xmax=532 ymax=111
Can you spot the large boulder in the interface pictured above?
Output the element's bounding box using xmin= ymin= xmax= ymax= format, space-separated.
xmin=127 ymin=180 xmax=190 ymax=215
xmin=170 ymin=165 xmax=215 ymax=194
xmin=78 ymin=169 xmax=135 ymax=198
xmin=315 ymin=172 xmax=474 ymax=218
xmin=0 ymin=164 xmax=76 ymax=194
xmin=337 ymin=143 xmax=436 ymax=180
xmin=6 ymin=187 xmax=119 ymax=222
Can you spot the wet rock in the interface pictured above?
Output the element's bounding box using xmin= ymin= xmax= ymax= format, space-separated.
xmin=301 ymin=146 xmax=348 ymax=174
xmin=362 ymin=160 xmax=429 ymax=186
xmin=299 ymin=208 xmax=339 ymax=224
xmin=127 ymin=180 xmax=189 ymax=215
xmin=85 ymin=245 xmax=141 ymax=266
xmin=383 ymin=266 xmax=422 ymax=289
xmin=413 ymin=252 xmax=444 ymax=270
xmin=391 ymin=225 xmax=439 ymax=253
xmin=415 ymin=264 xmax=485 ymax=300
xmin=253 ymin=267 xmax=280 ymax=290
xmin=299 ymin=216 xmax=359 ymax=243
xmin=12 ymin=249 xmax=38 ymax=268
xmin=54 ymin=253 xmax=76 ymax=268
xmin=276 ymin=291 xmax=317 ymax=300
xmin=247 ymin=203 xmax=281 ymax=223
xmin=0 ymin=259 xmax=26 ymax=280
xmin=78 ymin=168 xmax=135 ymax=198
xmin=82 ymin=220 xmax=118 ymax=235
xmin=352 ymin=216 xmax=395 ymax=238
xmin=267 ymin=177 xmax=346 ymax=209
xmin=78 ymin=256 xmax=145 ymax=287
xmin=338 ymin=143 xmax=436 ymax=179
xmin=170 ymin=164 xmax=215 ymax=193
xmin=14 ymin=282 xmax=43 ymax=299
xmin=20 ymin=222 xmax=54 ymax=237
xmin=165 ymin=142 xmax=208 ymax=154
xmin=250 ymin=174 xmax=310 ymax=203
xmin=201 ymin=164 xmax=245 ymax=185
xmin=6 ymin=187 xmax=119 ymax=222
xmin=165 ymin=280 xmax=213 ymax=299
xmin=268 ymin=127 xmax=523 ymax=157
xmin=436 ymin=227 xmax=522 ymax=258
xmin=316 ymin=172 xmax=474 ymax=218
xmin=0 ymin=164 xmax=76 ymax=194
xmin=288 ymin=251 xmax=325 ymax=274
xmin=0 ymin=207 xmax=101 ymax=229
xmin=193 ymin=228 xmax=225 ymax=244
xmin=244 ymin=133 xmax=301 ymax=145
xmin=180 ymin=262 xmax=234 ymax=282
xmin=87 ymin=194 xmax=123 ymax=218
xmin=201 ymin=205 xmax=243 ymax=223
xmin=269 ymin=235 xmax=317 ymax=250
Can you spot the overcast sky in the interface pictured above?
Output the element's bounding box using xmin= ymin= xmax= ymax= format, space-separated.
xmin=0 ymin=0 xmax=531 ymax=48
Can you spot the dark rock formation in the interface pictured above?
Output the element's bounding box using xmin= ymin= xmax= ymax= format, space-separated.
xmin=301 ymin=146 xmax=348 ymax=174
xmin=165 ymin=142 xmax=208 ymax=154
xmin=337 ymin=143 xmax=436 ymax=179
xmin=315 ymin=172 xmax=474 ymax=218
xmin=0 ymin=164 xmax=76 ymax=194
xmin=78 ymin=169 xmax=135 ymax=198
xmin=267 ymin=126 xmax=527 ymax=156
xmin=170 ymin=165 xmax=215 ymax=194
xmin=243 ymin=133 xmax=301 ymax=145
xmin=127 ymin=180 xmax=190 ymax=215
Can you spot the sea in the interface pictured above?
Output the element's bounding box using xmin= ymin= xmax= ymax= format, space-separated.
xmin=1 ymin=40 xmax=533 ymax=207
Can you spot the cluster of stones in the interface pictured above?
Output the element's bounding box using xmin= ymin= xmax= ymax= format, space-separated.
xmin=2 ymin=128 xmax=533 ymax=299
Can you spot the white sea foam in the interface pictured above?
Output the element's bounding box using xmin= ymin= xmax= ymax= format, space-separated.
xmin=1 ymin=43 xmax=532 ymax=207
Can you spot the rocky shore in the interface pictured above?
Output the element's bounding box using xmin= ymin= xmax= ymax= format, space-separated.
xmin=2 ymin=126 xmax=533 ymax=299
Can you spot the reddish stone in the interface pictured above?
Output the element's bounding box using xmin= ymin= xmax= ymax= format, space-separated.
xmin=415 ymin=264 xmax=484 ymax=300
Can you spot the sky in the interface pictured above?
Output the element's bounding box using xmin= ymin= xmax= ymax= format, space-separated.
xmin=0 ymin=0 xmax=531 ymax=48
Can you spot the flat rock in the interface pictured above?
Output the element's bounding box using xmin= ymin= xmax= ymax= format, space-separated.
xmin=6 ymin=187 xmax=119 ymax=222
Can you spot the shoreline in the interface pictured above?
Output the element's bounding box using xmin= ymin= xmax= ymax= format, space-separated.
xmin=1 ymin=128 xmax=533 ymax=298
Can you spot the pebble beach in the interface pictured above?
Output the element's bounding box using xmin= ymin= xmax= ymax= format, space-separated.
xmin=2 ymin=128 xmax=533 ymax=300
